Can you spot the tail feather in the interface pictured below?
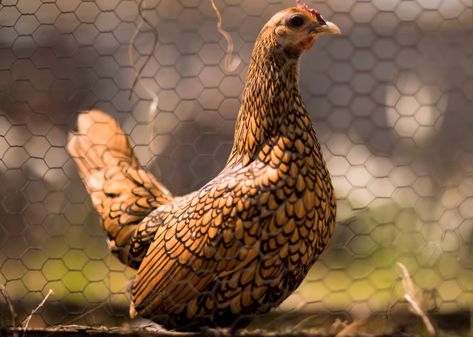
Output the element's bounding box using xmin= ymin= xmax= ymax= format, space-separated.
xmin=68 ymin=110 xmax=172 ymax=268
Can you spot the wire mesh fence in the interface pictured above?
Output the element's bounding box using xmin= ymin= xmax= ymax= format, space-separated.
xmin=0 ymin=0 xmax=472 ymax=332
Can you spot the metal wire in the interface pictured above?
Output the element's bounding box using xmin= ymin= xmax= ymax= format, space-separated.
xmin=0 ymin=0 xmax=472 ymax=329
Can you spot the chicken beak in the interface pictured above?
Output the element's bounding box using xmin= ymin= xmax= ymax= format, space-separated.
xmin=309 ymin=21 xmax=341 ymax=36
xmin=320 ymin=21 xmax=341 ymax=35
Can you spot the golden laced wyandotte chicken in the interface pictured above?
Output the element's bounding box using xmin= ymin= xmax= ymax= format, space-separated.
xmin=68 ymin=0 xmax=340 ymax=331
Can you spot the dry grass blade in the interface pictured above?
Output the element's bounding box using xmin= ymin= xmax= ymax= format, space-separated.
xmin=397 ymin=262 xmax=436 ymax=336
xmin=0 ymin=284 xmax=17 ymax=327
xmin=61 ymin=301 xmax=109 ymax=325
xmin=210 ymin=0 xmax=241 ymax=72
xmin=22 ymin=289 xmax=53 ymax=336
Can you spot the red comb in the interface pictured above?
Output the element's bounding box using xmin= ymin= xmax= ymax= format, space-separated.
xmin=296 ymin=0 xmax=318 ymax=17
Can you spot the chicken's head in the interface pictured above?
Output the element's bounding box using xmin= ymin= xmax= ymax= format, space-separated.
xmin=264 ymin=2 xmax=341 ymax=52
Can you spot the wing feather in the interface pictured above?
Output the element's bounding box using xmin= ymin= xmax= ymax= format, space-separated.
xmin=131 ymin=172 xmax=261 ymax=319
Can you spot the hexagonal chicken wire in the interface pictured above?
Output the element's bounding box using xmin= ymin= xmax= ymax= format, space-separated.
xmin=0 ymin=0 xmax=472 ymax=334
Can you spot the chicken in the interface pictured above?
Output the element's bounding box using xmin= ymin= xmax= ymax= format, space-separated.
xmin=67 ymin=2 xmax=340 ymax=330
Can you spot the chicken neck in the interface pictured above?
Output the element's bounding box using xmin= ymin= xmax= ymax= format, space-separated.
xmin=227 ymin=32 xmax=310 ymax=167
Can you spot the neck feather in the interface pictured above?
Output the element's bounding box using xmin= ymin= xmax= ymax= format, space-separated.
xmin=227 ymin=32 xmax=305 ymax=166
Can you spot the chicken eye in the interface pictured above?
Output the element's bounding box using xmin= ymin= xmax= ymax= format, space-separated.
xmin=288 ymin=15 xmax=305 ymax=28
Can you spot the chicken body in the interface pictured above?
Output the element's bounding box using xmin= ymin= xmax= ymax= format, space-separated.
xmin=68 ymin=5 xmax=339 ymax=330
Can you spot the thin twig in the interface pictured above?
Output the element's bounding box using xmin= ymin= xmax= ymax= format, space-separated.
xmin=128 ymin=0 xmax=159 ymax=100
xmin=0 ymin=284 xmax=17 ymax=327
xmin=129 ymin=0 xmax=160 ymax=145
xmin=210 ymin=0 xmax=241 ymax=72
xmin=397 ymin=262 xmax=436 ymax=336
xmin=22 ymin=289 xmax=53 ymax=335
